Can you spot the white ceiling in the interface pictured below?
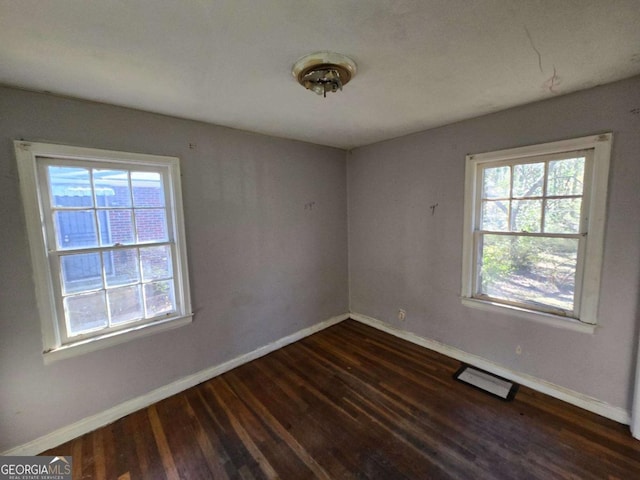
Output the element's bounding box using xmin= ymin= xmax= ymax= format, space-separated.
xmin=1 ymin=1 xmax=639 ymax=149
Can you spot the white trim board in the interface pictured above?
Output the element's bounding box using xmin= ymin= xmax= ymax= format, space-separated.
xmin=2 ymin=313 xmax=349 ymax=456
xmin=631 ymin=336 xmax=640 ymax=438
xmin=350 ymin=312 xmax=631 ymax=426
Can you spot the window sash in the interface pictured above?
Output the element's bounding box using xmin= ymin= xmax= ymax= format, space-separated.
xmin=476 ymin=151 xmax=592 ymax=231
xmin=49 ymin=246 xmax=181 ymax=344
xmin=37 ymin=158 xmax=181 ymax=344
xmin=470 ymin=150 xmax=591 ymax=317
xmin=471 ymin=231 xmax=586 ymax=318
xmin=15 ymin=141 xmax=192 ymax=357
xmin=461 ymin=134 xmax=611 ymax=327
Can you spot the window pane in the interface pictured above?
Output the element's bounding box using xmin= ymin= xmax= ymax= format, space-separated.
xmin=98 ymin=210 xmax=135 ymax=246
xmin=93 ymin=170 xmax=131 ymax=207
xmin=544 ymin=198 xmax=582 ymax=234
xmin=478 ymin=234 xmax=578 ymax=313
xmin=513 ymin=162 xmax=544 ymax=197
xmin=144 ymin=281 xmax=175 ymax=317
xmin=65 ymin=291 xmax=108 ymax=335
xmin=481 ymin=200 xmax=508 ymax=231
xmin=103 ymin=249 xmax=140 ymax=287
xmin=482 ymin=166 xmax=510 ymax=199
xmin=548 ymin=157 xmax=585 ymax=196
xmin=54 ymin=210 xmax=98 ymax=249
xmin=108 ymin=285 xmax=143 ymax=325
xmin=135 ymin=209 xmax=168 ymax=242
xmin=132 ymin=171 xmax=165 ymax=207
xmin=141 ymin=246 xmax=173 ymax=282
xmin=511 ymin=200 xmax=541 ymax=233
xmin=60 ymin=253 xmax=103 ymax=294
xmin=48 ymin=166 xmax=93 ymax=208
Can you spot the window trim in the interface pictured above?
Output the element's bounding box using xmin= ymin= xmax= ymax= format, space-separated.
xmin=15 ymin=141 xmax=193 ymax=362
xmin=461 ymin=133 xmax=612 ymax=329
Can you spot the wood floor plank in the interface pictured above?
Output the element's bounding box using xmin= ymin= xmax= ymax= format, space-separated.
xmin=225 ymin=369 xmax=334 ymax=480
xmin=246 ymin=358 xmax=363 ymax=479
xmin=203 ymin=381 xmax=278 ymax=479
xmin=182 ymin=393 xmax=231 ymax=479
xmin=68 ymin=436 xmax=83 ymax=480
xmin=153 ymin=395 xmax=217 ymax=480
xmin=273 ymin=346 xmax=461 ymax=479
xmin=42 ymin=320 xmax=640 ymax=479
xmin=92 ymin=429 xmax=107 ymax=480
xmin=189 ymin=386 xmax=257 ymax=478
xmin=288 ymin=337 xmax=479 ymax=478
xmin=129 ymin=409 xmax=166 ymax=480
xmin=147 ymin=405 xmax=180 ymax=480
xmin=111 ymin=412 xmax=142 ymax=480
xmin=304 ymin=329 xmax=547 ymax=476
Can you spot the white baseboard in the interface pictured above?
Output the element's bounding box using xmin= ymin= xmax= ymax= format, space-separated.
xmin=350 ymin=312 xmax=631 ymax=425
xmin=3 ymin=313 xmax=349 ymax=456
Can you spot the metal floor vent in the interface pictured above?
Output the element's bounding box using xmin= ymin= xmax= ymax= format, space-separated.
xmin=454 ymin=365 xmax=518 ymax=401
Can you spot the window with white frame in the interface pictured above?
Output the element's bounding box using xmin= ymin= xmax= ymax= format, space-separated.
xmin=15 ymin=141 xmax=192 ymax=361
xmin=461 ymin=134 xmax=612 ymax=328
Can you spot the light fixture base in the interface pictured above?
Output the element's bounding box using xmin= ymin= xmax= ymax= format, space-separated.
xmin=292 ymin=52 xmax=357 ymax=97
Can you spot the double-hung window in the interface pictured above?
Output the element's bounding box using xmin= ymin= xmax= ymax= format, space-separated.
xmin=15 ymin=141 xmax=192 ymax=361
xmin=461 ymin=134 xmax=612 ymax=330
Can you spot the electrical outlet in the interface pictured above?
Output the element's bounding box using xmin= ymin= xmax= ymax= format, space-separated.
xmin=516 ymin=345 xmax=522 ymax=355
xmin=398 ymin=309 xmax=406 ymax=321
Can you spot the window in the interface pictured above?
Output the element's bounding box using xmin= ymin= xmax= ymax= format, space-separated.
xmin=15 ymin=141 xmax=192 ymax=361
xmin=461 ymin=134 xmax=612 ymax=330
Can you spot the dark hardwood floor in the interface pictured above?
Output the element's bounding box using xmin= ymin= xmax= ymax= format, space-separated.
xmin=44 ymin=320 xmax=640 ymax=479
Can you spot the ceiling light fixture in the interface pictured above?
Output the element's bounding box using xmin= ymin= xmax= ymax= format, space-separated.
xmin=292 ymin=52 xmax=357 ymax=98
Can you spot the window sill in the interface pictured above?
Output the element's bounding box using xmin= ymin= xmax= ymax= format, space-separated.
xmin=43 ymin=314 xmax=193 ymax=364
xmin=461 ymin=297 xmax=596 ymax=334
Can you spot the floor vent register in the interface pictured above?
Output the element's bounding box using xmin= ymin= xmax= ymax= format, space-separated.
xmin=454 ymin=365 xmax=519 ymax=401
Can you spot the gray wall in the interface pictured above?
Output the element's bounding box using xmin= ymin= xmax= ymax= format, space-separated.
xmin=0 ymin=87 xmax=349 ymax=452
xmin=348 ymin=76 xmax=640 ymax=411
xmin=2 ymin=75 xmax=638 ymax=452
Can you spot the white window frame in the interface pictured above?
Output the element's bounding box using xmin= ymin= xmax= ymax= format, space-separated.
xmin=15 ymin=141 xmax=193 ymax=363
xmin=461 ymin=133 xmax=612 ymax=332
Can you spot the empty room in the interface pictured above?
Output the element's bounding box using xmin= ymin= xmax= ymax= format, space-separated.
xmin=1 ymin=1 xmax=640 ymax=478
